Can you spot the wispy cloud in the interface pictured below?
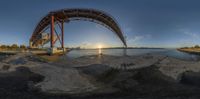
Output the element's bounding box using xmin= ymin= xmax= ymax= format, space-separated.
xmin=127 ymin=35 xmax=152 ymax=47
xmin=128 ymin=36 xmax=143 ymax=42
xmin=180 ymin=29 xmax=200 ymax=39
xmin=80 ymin=41 xmax=92 ymax=48
xmin=183 ymin=31 xmax=200 ymax=38
xmin=176 ymin=39 xmax=196 ymax=47
xmin=124 ymin=27 xmax=132 ymax=33
xmin=128 ymin=34 xmax=151 ymax=42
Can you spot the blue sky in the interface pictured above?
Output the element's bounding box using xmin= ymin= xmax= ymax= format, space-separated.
xmin=0 ymin=0 xmax=200 ymax=48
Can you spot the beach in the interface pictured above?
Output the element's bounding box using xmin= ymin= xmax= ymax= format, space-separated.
xmin=0 ymin=51 xmax=200 ymax=99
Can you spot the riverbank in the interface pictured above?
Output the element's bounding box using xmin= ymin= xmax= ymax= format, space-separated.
xmin=1 ymin=53 xmax=200 ymax=98
xmin=178 ymin=48 xmax=200 ymax=55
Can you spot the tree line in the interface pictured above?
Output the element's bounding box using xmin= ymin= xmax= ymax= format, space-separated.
xmin=0 ymin=44 xmax=27 ymax=50
xmin=181 ymin=45 xmax=200 ymax=49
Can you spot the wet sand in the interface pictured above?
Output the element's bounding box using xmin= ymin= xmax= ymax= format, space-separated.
xmin=1 ymin=53 xmax=200 ymax=98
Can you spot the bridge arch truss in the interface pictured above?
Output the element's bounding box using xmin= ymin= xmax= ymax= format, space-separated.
xmin=30 ymin=8 xmax=127 ymax=49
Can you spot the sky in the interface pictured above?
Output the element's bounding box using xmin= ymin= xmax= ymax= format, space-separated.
xmin=0 ymin=0 xmax=200 ymax=48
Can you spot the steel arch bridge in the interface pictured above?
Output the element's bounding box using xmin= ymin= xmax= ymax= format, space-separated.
xmin=30 ymin=8 xmax=127 ymax=53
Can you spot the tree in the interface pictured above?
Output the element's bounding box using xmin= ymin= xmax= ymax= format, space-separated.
xmin=194 ymin=45 xmax=200 ymax=48
xmin=0 ymin=45 xmax=7 ymax=49
xmin=181 ymin=47 xmax=188 ymax=49
xmin=20 ymin=45 xmax=26 ymax=49
xmin=11 ymin=44 xmax=19 ymax=49
xmin=6 ymin=45 xmax=11 ymax=49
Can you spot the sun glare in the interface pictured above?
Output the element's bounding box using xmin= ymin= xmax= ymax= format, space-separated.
xmin=98 ymin=45 xmax=102 ymax=49
xmin=97 ymin=44 xmax=102 ymax=55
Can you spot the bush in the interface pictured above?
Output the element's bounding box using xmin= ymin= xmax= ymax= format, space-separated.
xmin=194 ymin=45 xmax=200 ymax=48
xmin=11 ymin=44 xmax=19 ymax=49
xmin=20 ymin=45 xmax=26 ymax=49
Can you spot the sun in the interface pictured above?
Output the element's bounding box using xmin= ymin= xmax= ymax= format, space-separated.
xmin=98 ymin=45 xmax=102 ymax=49
xmin=96 ymin=43 xmax=107 ymax=49
xmin=97 ymin=44 xmax=103 ymax=55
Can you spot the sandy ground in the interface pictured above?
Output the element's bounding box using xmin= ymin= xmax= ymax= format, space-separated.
xmin=1 ymin=52 xmax=200 ymax=98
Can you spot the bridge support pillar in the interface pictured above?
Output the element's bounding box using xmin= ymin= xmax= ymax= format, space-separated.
xmin=61 ymin=20 xmax=64 ymax=49
xmin=50 ymin=15 xmax=55 ymax=48
xmin=29 ymin=41 xmax=33 ymax=48
xmin=48 ymin=47 xmax=66 ymax=55
xmin=49 ymin=15 xmax=66 ymax=55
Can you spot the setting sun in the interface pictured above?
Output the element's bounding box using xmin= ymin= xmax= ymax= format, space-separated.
xmin=98 ymin=44 xmax=102 ymax=49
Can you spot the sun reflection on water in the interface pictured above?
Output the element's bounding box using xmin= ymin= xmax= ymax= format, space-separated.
xmin=98 ymin=45 xmax=102 ymax=55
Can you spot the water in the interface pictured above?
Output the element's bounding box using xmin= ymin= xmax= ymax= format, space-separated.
xmin=158 ymin=49 xmax=200 ymax=61
xmin=66 ymin=48 xmax=200 ymax=61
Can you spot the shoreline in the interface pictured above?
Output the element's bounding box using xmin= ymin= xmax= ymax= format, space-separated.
xmin=177 ymin=48 xmax=200 ymax=55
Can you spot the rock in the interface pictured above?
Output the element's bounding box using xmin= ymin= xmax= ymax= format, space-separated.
xmin=133 ymin=66 xmax=175 ymax=85
xmin=180 ymin=71 xmax=200 ymax=86
xmin=32 ymin=64 xmax=96 ymax=94
xmin=9 ymin=58 xmax=27 ymax=65
xmin=158 ymin=57 xmax=200 ymax=81
xmin=2 ymin=65 xmax=10 ymax=71
xmin=77 ymin=64 xmax=112 ymax=76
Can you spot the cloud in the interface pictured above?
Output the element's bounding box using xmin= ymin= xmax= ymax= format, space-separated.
xmin=80 ymin=41 xmax=93 ymax=48
xmin=183 ymin=31 xmax=200 ymax=38
xmin=128 ymin=34 xmax=151 ymax=42
xmin=124 ymin=27 xmax=132 ymax=33
xmin=180 ymin=29 xmax=200 ymax=39
xmin=127 ymin=34 xmax=152 ymax=47
xmin=176 ymin=39 xmax=196 ymax=47
xmin=128 ymin=36 xmax=143 ymax=42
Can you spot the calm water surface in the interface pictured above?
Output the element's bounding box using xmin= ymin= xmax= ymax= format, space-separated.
xmin=66 ymin=49 xmax=200 ymax=61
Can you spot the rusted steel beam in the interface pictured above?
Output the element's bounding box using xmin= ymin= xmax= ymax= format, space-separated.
xmin=61 ymin=21 xmax=64 ymax=48
xmin=50 ymin=15 xmax=55 ymax=48
xmin=53 ymin=28 xmax=62 ymax=45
